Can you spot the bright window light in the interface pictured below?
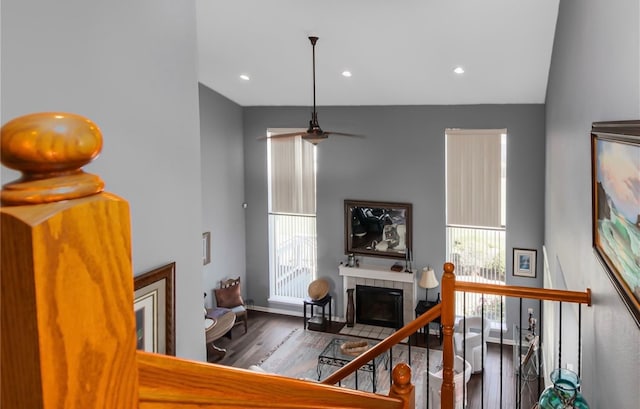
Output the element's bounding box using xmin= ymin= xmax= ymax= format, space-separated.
xmin=454 ymin=67 xmax=465 ymax=74
xmin=240 ymin=74 xmax=250 ymax=81
xmin=342 ymin=71 xmax=352 ymax=77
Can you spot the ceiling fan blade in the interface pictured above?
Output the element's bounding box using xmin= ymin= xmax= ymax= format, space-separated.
xmin=257 ymin=131 xmax=307 ymax=140
xmin=324 ymin=131 xmax=365 ymax=138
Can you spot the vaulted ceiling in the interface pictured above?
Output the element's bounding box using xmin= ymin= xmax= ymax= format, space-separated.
xmin=196 ymin=1 xmax=559 ymax=107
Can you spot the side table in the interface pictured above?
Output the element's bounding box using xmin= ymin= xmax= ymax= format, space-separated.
xmin=414 ymin=300 xmax=442 ymax=345
xmin=303 ymin=294 xmax=332 ymax=331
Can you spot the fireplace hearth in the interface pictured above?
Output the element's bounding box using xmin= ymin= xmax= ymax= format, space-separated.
xmin=356 ymin=285 xmax=404 ymax=329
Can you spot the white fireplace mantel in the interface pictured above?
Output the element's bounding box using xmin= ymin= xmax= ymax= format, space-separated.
xmin=339 ymin=264 xmax=418 ymax=326
xmin=339 ymin=264 xmax=416 ymax=283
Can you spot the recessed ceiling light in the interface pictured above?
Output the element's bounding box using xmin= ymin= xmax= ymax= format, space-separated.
xmin=454 ymin=67 xmax=465 ymax=75
xmin=239 ymin=74 xmax=250 ymax=81
xmin=342 ymin=71 xmax=352 ymax=77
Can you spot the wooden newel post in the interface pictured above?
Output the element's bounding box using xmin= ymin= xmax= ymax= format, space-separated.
xmin=440 ymin=262 xmax=456 ymax=409
xmin=1 ymin=113 xmax=138 ymax=408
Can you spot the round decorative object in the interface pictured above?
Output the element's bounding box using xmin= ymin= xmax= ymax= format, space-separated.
xmin=308 ymin=278 xmax=329 ymax=300
xmin=538 ymin=368 xmax=589 ymax=408
xmin=340 ymin=340 xmax=369 ymax=356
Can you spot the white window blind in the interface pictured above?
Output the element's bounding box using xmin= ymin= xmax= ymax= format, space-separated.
xmin=268 ymin=130 xmax=316 ymax=215
xmin=267 ymin=129 xmax=317 ymax=302
xmin=446 ymin=128 xmax=505 ymax=228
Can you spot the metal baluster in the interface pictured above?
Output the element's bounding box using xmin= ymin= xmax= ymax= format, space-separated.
xmin=537 ymin=299 xmax=543 ymax=398
xmin=558 ymin=302 xmax=562 ymax=370
xmin=578 ymin=303 xmax=582 ymax=385
xmin=517 ymin=298 xmax=523 ymax=409
xmin=499 ymin=296 xmax=503 ymax=409
xmin=462 ymin=295 xmax=466 ymax=409
xmin=426 ymin=331 xmax=430 ymax=409
xmin=389 ymin=347 xmax=393 ymax=387
xmin=481 ymin=296 xmax=485 ymax=409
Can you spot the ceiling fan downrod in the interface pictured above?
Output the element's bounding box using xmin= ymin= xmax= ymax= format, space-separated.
xmin=308 ymin=36 xmax=322 ymax=134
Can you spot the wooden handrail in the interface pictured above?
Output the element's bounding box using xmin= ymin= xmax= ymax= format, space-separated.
xmin=321 ymin=305 xmax=441 ymax=386
xmin=137 ymin=352 xmax=407 ymax=409
xmin=454 ymin=281 xmax=592 ymax=305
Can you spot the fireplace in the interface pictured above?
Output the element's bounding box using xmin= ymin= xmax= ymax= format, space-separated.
xmin=355 ymin=285 xmax=404 ymax=329
xmin=339 ymin=264 xmax=417 ymax=327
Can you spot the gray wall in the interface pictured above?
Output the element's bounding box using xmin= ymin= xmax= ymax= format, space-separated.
xmin=199 ymin=85 xmax=247 ymax=305
xmin=243 ymin=104 xmax=545 ymax=334
xmin=545 ymin=0 xmax=640 ymax=407
xmin=1 ymin=0 xmax=206 ymax=360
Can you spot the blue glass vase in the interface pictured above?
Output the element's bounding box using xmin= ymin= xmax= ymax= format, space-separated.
xmin=538 ymin=368 xmax=589 ymax=408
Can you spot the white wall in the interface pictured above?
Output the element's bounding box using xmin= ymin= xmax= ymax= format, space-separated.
xmin=242 ymin=104 xmax=546 ymax=336
xmin=198 ymin=85 xmax=247 ymax=305
xmin=1 ymin=0 xmax=206 ymax=360
xmin=545 ymin=0 xmax=640 ymax=406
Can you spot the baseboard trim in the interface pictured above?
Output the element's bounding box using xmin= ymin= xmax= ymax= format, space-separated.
xmin=248 ymin=305 xmax=342 ymax=323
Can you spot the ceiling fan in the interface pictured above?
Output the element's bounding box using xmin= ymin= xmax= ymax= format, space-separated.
xmin=263 ymin=36 xmax=361 ymax=145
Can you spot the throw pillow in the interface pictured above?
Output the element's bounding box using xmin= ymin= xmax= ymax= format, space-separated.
xmin=215 ymin=284 xmax=244 ymax=308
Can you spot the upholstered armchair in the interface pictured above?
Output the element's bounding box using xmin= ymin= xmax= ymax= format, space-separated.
xmin=214 ymin=277 xmax=248 ymax=336
xmin=427 ymin=355 xmax=472 ymax=409
xmin=453 ymin=316 xmax=490 ymax=373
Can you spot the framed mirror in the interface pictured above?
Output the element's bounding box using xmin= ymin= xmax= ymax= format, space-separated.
xmin=344 ymin=199 xmax=412 ymax=260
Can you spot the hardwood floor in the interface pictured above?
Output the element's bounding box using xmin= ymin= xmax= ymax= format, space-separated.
xmin=212 ymin=310 xmax=314 ymax=368
xmin=213 ymin=310 xmax=543 ymax=408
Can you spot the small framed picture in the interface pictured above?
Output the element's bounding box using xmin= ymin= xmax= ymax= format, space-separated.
xmin=513 ymin=248 xmax=537 ymax=278
xmin=202 ymin=231 xmax=211 ymax=265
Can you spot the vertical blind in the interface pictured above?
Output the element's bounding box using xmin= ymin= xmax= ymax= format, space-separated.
xmin=446 ymin=128 xmax=505 ymax=228
xmin=268 ymin=131 xmax=316 ymax=215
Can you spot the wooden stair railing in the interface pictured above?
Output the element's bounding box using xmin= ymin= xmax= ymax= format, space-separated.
xmin=442 ymin=263 xmax=591 ymax=408
xmin=0 ymin=112 xmax=413 ymax=409
xmin=326 ymin=263 xmax=592 ymax=409
xmin=440 ymin=262 xmax=592 ymax=408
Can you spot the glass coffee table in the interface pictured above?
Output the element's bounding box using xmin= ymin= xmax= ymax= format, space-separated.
xmin=316 ymin=338 xmax=389 ymax=392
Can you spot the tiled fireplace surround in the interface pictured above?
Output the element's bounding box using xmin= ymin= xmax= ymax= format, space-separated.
xmin=338 ymin=264 xmax=418 ymax=327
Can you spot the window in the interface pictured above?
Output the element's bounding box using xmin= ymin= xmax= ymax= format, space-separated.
xmin=267 ymin=130 xmax=317 ymax=303
xmin=446 ymin=129 xmax=507 ymax=326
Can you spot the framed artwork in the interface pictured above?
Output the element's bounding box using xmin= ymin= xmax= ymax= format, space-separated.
xmin=202 ymin=231 xmax=211 ymax=265
xmin=592 ymin=121 xmax=640 ymax=326
xmin=344 ymin=199 xmax=412 ymax=260
xmin=513 ymin=248 xmax=537 ymax=278
xmin=134 ymin=262 xmax=176 ymax=355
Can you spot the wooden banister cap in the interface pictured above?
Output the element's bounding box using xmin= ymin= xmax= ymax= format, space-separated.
xmin=1 ymin=112 xmax=104 ymax=205
xmin=392 ymin=362 xmax=411 ymax=386
xmin=443 ymin=262 xmax=455 ymax=275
